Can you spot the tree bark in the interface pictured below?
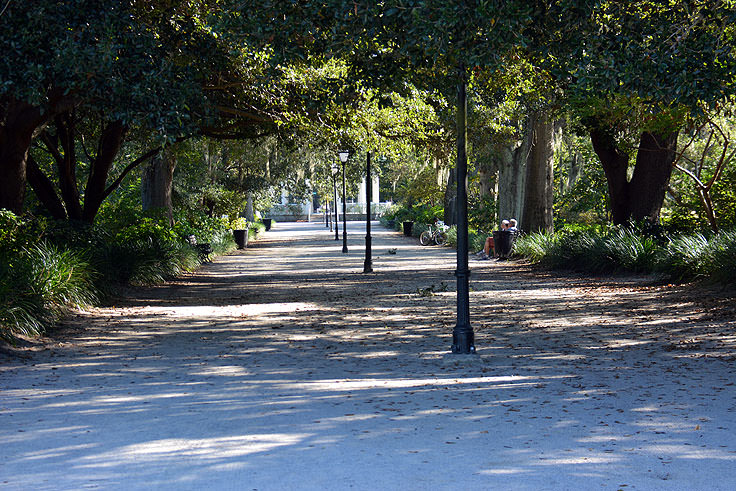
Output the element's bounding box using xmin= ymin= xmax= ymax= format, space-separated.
xmin=246 ymin=192 xmax=254 ymax=221
xmin=26 ymin=154 xmax=67 ymax=220
xmin=628 ymin=131 xmax=678 ymax=223
xmin=38 ymin=113 xmax=85 ymax=220
xmin=0 ymin=100 xmax=49 ymax=214
xmin=589 ymin=126 xmax=631 ymax=224
xmin=53 ymin=112 xmax=84 ymax=219
xmin=82 ymin=120 xmax=127 ymax=222
xmin=141 ymin=147 xmax=177 ymax=226
xmin=590 ymin=126 xmax=678 ymax=225
xmin=497 ymin=122 xmax=531 ymax=226
xmin=522 ymin=111 xmax=555 ymax=233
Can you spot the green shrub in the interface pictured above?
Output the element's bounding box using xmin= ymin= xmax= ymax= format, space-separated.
xmin=382 ymin=203 xmax=443 ymax=226
xmin=513 ymin=232 xmax=559 ymax=263
xmin=514 ymin=225 xmax=736 ymax=285
xmin=515 ymin=227 xmax=659 ymax=273
xmin=0 ymin=241 xmax=97 ymax=341
xmin=446 ymin=226 xmax=486 ymax=252
xmin=173 ymin=213 xmax=230 ymax=244
xmin=601 ymin=228 xmax=659 ymax=273
xmin=704 ymin=230 xmax=736 ymax=285
xmin=93 ymin=237 xmax=200 ymax=287
xmin=654 ymin=233 xmax=711 ymax=282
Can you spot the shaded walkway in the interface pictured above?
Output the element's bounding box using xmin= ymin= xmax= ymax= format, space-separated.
xmin=1 ymin=222 xmax=735 ymax=490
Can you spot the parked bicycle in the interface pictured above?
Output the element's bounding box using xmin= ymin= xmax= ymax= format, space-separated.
xmin=420 ymin=220 xmax=449 ymax=246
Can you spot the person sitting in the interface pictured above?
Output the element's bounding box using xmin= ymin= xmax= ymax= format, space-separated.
xmin=476 ymin=220 xmax=509 ymax=259
xmin=508 ymin=218 xmax=518 ymax=232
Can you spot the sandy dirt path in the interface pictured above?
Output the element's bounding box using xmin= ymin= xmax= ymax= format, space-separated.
xmin=1 ymin=221 xmax=735 ymax=490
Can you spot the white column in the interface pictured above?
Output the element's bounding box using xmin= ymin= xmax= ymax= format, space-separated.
xmin=358 ymin=178 xmax=367 ymax=204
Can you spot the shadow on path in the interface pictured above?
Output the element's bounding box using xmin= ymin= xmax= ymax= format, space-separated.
xmin=1 ymin=222 xmax=735 ymax=490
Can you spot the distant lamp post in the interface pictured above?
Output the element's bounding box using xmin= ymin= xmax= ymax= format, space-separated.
xmin=338 ymin=151 xmax=350 ymax=253
xmin=325 ymin=199 xmax=330 ymax=229
xmin=363 ymin=151 xmax=373 ymax=273
xmin=331 ymin=161 xmax=339 ymax=241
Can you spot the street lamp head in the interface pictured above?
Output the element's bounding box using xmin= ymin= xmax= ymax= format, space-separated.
xmin=338 ymin=150 xmax=350 ymax=163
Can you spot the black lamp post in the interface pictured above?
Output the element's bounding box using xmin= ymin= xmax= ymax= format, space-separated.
xmin=339 ymin=151 xmax=349 ymax=253
xmin=451 ymin=66 xmax=475 ymax=355
xmin=331 ymin=161 xmax=339 ymax=241
xmin=328 ymin=200 xmax=333 ymax=232
xmin=363 ymin=151 xmax=373 ymax=273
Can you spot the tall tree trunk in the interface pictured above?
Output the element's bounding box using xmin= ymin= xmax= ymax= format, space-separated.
xmin=629 ymin=131 xmax=678 ymax=223
xmin=566 ymin=151 xmax=582 ymax=192
xmin=142 ymin=147 xmax=177 ymax=226
xmin=590 ymin=126 xmax=678 ymax=225
xmin=38 ymin=112 xmax=84 ymax=219
xmin=246 ymin=192 xmax=254 ymax=221
xmin=82 ymin=120 xmax=127 ymax=222
xmin=26 ymin=154 xmax=67 ymax=220
xmin=53 ymin=112 xmax=83 ymax=220
xmin=0 ymin=100 xmax=49 ymax=214
xmin=522 ymin=112 xmax=555 ymax=233
xmin=497 ymin=123 xmax=531 ymax=226
xmin=590 ymin=127 xmax=630 ymax=225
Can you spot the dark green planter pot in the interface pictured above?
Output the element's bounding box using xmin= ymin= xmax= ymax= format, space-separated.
xmin=262 ymin=218 xmax=272 ymax=231
xmin=402 ymin=221 xmax=414 ymax=236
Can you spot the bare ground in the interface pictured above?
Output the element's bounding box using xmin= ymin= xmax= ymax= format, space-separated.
xmin=1 ymin=221 xmax=735 ymax=490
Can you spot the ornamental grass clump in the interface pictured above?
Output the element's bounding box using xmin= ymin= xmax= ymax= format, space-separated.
xmin=93 ymin=237 xmax=200 ymax=287
xmin=601 ymin=228 xmax=659 ymax=273
xmin=0 ymin=242 xmax=97 ymax=341
xmin=705 ymin=230 xmax=736 ymax=285
xmin=513 ymin=232 xmax=559 ymax=263
xmin=655 ymin=232 xmax=711 ymax=283
xmin=516 ymin=227 xmax=660 ymax=274
xmin=540 ymin=229 xmax=599 ymax=270
xmin=26 ymin=243 xmax=98 ymax=313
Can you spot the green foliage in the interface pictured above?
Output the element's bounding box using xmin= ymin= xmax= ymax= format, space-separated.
xmin=229 ymin=217 xmax=250 ymax=231
xmin=0 ymin=210 xmax=42 ymax=256
xmin=553 ymin=134 xmax=610 ymax=228
xmin=383 ymin=204 xmax=443 ymax=226
xmin=446 ymin=226 xmax=486 ymax=253
xmin=512 ymin=231 xmax=559 ymax=263
xmin=115 ymin=216 xmax=180 ymax=247
xmin=468 ymin=195 xmax=497 ymax=232
xmin=515 ymin=226 xmax=736 ymax=286
xmin=654 ymin=233 xmax=711 ymax=283
xmin=0 ymin=1 xmax=213 ymax=135
xmin=92 ymin=239 xmax=199 ymax=288
xmin=0 ymin=241 xmax=96 ymax=341
xmin=707 ymin=231 xmax=736 ymax=285
xmin=0 ymin=206 xmax=243 ymax=340
xmin=655 ymin=230 xmax=736 ymax=285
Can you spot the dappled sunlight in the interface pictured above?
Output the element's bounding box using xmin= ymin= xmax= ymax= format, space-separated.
xmin=2 ymin=222 xmax=735 ymax=489
xmin=76 ymin=433 xmax=312 ymax=466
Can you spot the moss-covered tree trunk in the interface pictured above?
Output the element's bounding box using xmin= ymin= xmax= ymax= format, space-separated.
xmin=522 ymin=111 xmax=555 ymax=233
xmin=142 ymin=147 xmax=177 ymax=227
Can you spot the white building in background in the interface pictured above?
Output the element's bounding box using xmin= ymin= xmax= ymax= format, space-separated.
xmin=265 ymin=176 xmax=390 ymax=222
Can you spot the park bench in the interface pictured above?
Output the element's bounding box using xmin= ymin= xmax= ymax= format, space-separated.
xmin=492 ymin=229 xmax=518 ymax=259
xmin=187 ymin=235 xmax=213 ymax=262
